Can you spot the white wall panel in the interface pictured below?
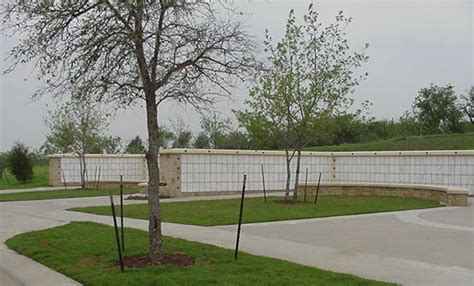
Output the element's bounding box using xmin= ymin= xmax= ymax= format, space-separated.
xmin=57 ymin=151 xmax=474 ymax=194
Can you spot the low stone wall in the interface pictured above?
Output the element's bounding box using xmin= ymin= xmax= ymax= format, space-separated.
xmin=297 ymin=182 xmax=469 ymax=206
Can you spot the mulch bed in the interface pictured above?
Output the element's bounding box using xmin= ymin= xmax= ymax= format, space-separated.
xmin=274 ymin=199 xmax=307 ymax=205
xmin=122 ymin=252 xmax=195 ymax=268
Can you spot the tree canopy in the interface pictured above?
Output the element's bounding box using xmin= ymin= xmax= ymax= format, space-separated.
xmin=3 ymin=0 xmax=256 ymax=262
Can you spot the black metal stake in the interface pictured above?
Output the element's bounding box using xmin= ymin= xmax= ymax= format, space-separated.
xmin=120 ymin=175 xmax=124 ymax=252
xmin=303 ymin=168 xmax=308 ymax=202
xmin=314 ymin=172 xmax=322 ymax=205
xmin=109 ymin=192 xmax=124 ymax=272
xmin=234 ymin=174 xmax=247 ymax=260
xmin=260 ymin=164 xmax=267 ymax=203
xmin=61 ymin=168 xmax=67 ymax=190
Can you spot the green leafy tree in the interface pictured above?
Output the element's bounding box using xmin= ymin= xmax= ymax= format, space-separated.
xmin=413 ymin=84 xmax=463 ymax=134
xmin=7 ymin=142 xmax=33 ymax=183
xmin=237 ymin=112 xmax=284 ymax=150
xmin=193 ymin=132 xmax=211 ymax=149
xmin=44 ymin=96 xmax=112 ymax=189
xmin=201 ymin=113 xmax=232 ymax=149
xmin=171 ymin=117 xmax=193 ymax=148
xmin=225 ymin=130 xmax=250 ymax=149
xmin=98 ymin=136 xmax=122 ymax=154
xmin=158 ymin=126 xmax=174 ymax=149
xmin=3 ymin=0 xmax=255 ymax=262
xmin=239 ymin=4 xmax=368 ymax=200
xmin=125 ymin=136 xmax=147 ymax=154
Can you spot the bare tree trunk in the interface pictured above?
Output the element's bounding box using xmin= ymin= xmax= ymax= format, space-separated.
xmin=284 ymin=148 xmax=291 ymax=200
xmin=145 ymin=94 xmax=163 ymax=264
xmin=292 ymin=149 xmax=302 ymax=201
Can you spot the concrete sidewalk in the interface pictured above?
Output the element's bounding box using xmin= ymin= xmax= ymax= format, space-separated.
xmin=1 ymin=196 xmax=473 ymax=286
xmin=0 ymin=186 xmax=80 ymax=194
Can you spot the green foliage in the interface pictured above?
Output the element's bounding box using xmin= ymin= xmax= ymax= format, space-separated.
xmin=238 ymin=4 xmax=368 ymax=198
xmin=413 ymin=84 xmax=463 ymax=134
xmin=157 ymin=126 xmax=174 ymax=149
xmin=200 ymin=113 xmax=231 ymax=149
xmin=0 ymin=152 xmax=9 ymax=181
xmin=43 ymin=96 xmax=112 ymax=154
xmin=239 ymin=5 xmax=368 ymax=152
xmin=97 ymin=136 xmax=122 ymax=154
xmin=192 ymin=132 xmax=211 ymax=149
xmin=172 ymin=131 xmax=193 ymax=148
xmin=28 ymin=149 xmax=48 ymax=166
xmin=124 ymin=136 xmax=147 ymax=154
xmin=7 ymin=142 xmax=33 ymax=183
xmin=6 ymin=222 xmax=393 ymax=286
xmin=73 ymin=196 xmax=440 ymax=226
xmin=170 ymin=117 xmax=193 ymax=148
xmin=0 ymin=166 xmax=49 ymax=190
xmin=306 ymin=132 xmax=474 ymax=152
xmin=225 ymin=130 xmax=250 ymax=149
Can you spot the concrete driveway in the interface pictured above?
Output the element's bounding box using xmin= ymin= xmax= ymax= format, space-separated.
xmin=0 ymin=195 xmax=473 ymax=286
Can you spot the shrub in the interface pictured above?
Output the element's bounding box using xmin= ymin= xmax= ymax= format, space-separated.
xmin=8 ymin=143 xmax=33 ymax=183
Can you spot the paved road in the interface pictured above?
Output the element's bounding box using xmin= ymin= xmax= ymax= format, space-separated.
xmin=0 ymin=195 xmax=473 ymax=286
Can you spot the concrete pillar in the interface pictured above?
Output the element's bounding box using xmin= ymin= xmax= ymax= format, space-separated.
xmin=48 ymin=156 xmax=62 ymax=187
xmin=159 ymin=153 xmax=182 ymax=197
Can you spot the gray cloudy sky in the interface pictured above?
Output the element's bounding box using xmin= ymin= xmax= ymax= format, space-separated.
xmin=0 ymin=0 xmax=472 ymax=151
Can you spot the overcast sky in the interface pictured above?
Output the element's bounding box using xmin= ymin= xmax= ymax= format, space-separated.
xmin=0 ymin=0 xmax=472 ymax=151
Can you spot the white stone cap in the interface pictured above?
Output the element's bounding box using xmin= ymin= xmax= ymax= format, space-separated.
xmin=49 ymin=149 xmax=474 ymax=158
xmin=302 ymin=181 xmax=469 ymax=195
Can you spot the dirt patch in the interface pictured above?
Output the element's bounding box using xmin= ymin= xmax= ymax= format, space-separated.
xmin=122 ymin=252 xmax=195 ymax=268
xmin=41 ymin=239 xmax=51 ymax=247
xmin=274 ymin=199 xmax=307 ymax=205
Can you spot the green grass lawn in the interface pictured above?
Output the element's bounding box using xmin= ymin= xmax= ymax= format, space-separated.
xmin=0 ymin=188 xmax=137 ymax=202
xmin=0 ymin=165 xmax=49 ymax=190
xmin=71 ymin=196 xmax=441 ymax=226
xmin=305 ymin=132 xmax=474 ymax=152
xmin=6 ymin=222 xmax=394 ymax=286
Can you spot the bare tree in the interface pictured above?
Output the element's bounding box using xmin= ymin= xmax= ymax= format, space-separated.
xmin=3 ymin=0 xmax=255 ymax=263
xmin=460 ymin=86 xmax=474 ymax=124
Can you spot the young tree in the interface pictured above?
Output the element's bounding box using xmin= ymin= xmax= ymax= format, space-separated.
xmin=193 ymin=132 xmax=211 ymax=149
xmin=3 ymin=1 xmax=255 ymax=263
xmin=413 ymin=84 xmax=463 ymax=134
xmin=98 ymin=136 xmax=122 ymax=154
xmin=170 ymin=117 xmax=193 ymax=148
xmin=44 ymin=96 xmax=112 ymax=189
xmin=238 ymin=4 xmax=368 ymax=200
xmin=7 ymin=142 xmax=33 ymax=183
xmin=157 ymin=126 xmax=175 ymax=149
xmin=201 ymin=113 xmax=232 ymax=149
xmin=225 ymin=129 xmax=250 ymax=149
xmin=125 ymin=136 xmax=147 ymax=154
